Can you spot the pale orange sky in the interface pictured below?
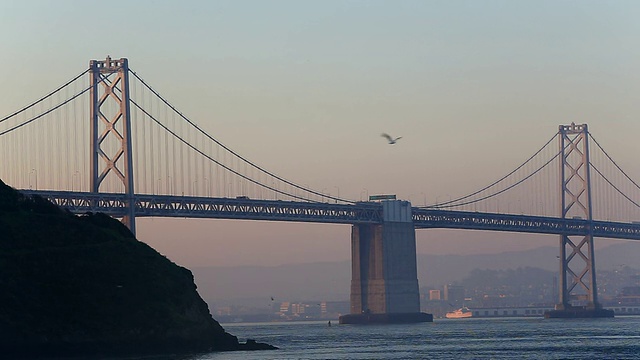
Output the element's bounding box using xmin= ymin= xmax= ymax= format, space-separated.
xmin=2 ymin=1 xmax=640 ymax=267
xmin=136 ymin=218 xmax=627 ymax=268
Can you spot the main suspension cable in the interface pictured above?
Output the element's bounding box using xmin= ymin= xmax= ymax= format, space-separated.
xmin=589 ymin=132 xmax=640 ymax=191
xmin=0 ymin=69 xmax=89 ymax=124
xmin=129 ymin=97 xmax=323 ymax=203
xmin=431 ymin=147 xmax=562 ymax=209
xmin=128 ymin=68 xmax=355 ymax=204
xmin=590 ymin=163 xmax=640 ymax=208
xmin=0 ymin=82 xmax=97 ymax=136
xmin=421 ymin=132 xmax=558 ymax=208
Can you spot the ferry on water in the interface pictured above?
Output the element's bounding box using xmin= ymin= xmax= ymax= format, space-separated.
xmin=445 ymin=307 xmax=473 ymax=319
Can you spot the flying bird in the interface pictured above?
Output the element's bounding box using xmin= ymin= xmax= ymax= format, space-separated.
xmin=381 ymin=133 xmax=402 ymax=144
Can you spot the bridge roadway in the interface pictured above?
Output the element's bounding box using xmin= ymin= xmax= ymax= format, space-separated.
xmin=19 ymin=190 xmax=640 ymax=241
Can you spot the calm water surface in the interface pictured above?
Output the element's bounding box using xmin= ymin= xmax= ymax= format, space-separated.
xmin=162 ymin=317 xmax=640 ymax=359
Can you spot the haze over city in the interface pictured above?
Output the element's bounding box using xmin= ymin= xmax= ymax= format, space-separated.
xmin=2 ymin=0 xmax=640 ymax=268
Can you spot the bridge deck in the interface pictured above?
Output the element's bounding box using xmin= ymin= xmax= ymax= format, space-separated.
xmin=18 ymin=190 xmax=640 ymax=240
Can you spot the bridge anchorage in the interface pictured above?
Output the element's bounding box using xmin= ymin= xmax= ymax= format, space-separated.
xmin=5 ymin=56 xmax=639 ymax=323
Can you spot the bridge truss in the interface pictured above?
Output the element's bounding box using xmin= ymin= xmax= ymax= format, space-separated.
xmin=19 ymin=190 xmax=640 ymax=242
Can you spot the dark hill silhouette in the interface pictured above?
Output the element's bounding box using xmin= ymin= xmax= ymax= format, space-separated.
xmin=0 ymin=179 xmax=274 ymax=358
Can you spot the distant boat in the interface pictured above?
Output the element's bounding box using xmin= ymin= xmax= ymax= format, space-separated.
xmin=445 ymin=307 xmax=473 ymax=319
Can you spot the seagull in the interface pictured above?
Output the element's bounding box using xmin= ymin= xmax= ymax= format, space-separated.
xmin=381 ymin=133 xmax=402 ymax=144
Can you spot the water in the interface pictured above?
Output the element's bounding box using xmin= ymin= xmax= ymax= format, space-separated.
xmin=186 ymin=317 xmax=640 ymax=360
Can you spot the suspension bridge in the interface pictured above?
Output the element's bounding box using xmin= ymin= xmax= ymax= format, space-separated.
xmin=2 ymin=57 xmax=640 ymax=322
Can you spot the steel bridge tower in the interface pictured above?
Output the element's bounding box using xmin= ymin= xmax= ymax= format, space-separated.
xmin=554 ymin=123 xmax=610 ymax=317
xmin=89 ymin=57 xmax=136 ymax=235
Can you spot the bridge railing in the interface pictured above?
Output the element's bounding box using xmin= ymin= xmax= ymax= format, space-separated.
xmin=18 ymin=190 xmax=383 ymax=225
xmin=412 ymin=208 xmax=640 ymax=240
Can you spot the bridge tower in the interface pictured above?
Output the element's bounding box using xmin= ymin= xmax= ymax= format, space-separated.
xmin=339 ymin=200 xmax=432 ymax=324
xmin=550 ymin=123 xmax=612 ymax=317
xmin=89 ymin=57 xmax=136 ymax=235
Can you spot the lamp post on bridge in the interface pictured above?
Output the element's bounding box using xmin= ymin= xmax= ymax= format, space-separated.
xmin=334 ymin=186 xmax=340 ymax=203
xmin=29 ymin=169 xmax=38 ymax=190
xmin=72 ymin=171 xmax=80 ymax=192
xmin=435 ymin=194 xmax=451 ymax=209
xmin=361 ymin=188 xmax=369 ymax=201
xmin=271 ymin=180 xmax=275 ymax=200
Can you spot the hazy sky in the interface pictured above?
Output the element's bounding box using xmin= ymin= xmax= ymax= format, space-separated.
xmin=1 ymin=1 xmax=640 ymax=267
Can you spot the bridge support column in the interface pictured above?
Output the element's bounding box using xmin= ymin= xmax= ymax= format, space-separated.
xmin=89 ymin=56 xmax=136 ymax=236
xmin=339 ymin=200 xmax=432 ymax=324
xmin=545 ymin=123 xmax=612 ymax=319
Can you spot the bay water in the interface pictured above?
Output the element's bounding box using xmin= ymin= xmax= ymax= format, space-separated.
xmin=186 ymin=316 xmax=640 ymax=359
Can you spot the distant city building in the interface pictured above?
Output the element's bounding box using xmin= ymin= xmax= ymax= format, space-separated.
xmin=320 ymin=301 xmax=327 ymax=314
xmin=429 ymin=290 xmax=441 ymax=300
xmin=618 ymin=286 xmax=640 ymax=305
xmin=444 ymin=284 xmax=465 ymax=307
xmin=290 ymin=303 xmax=305 ymax=315
xmin=275 ymin=301 xmax=329 ymax=318
xmin=324 ymin=301 xmax=350 ymax=316
xmin=279 ymin=302 xmax=290 ymax=314
xmin=468 ymin=305 xmax=553 ymax=318
xmin=216 ymin=306 xmax=232 ymax=316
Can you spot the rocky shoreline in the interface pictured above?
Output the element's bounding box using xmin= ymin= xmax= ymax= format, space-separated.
xmin=0 ymin=180 xmax=276 ymax=357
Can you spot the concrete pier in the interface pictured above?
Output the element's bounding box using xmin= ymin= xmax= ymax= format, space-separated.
xmin=544 ymin=305 xmax=614 ymax=319
xmin=339 ymin=201 xmax=432 ymax=324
